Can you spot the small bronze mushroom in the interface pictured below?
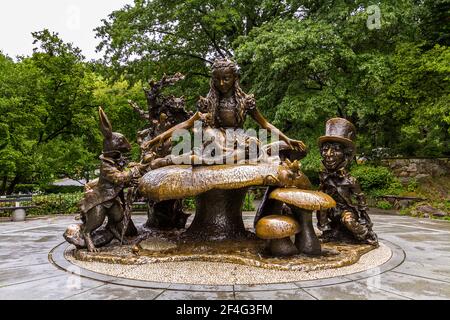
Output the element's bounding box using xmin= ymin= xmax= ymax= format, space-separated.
xmin=255 ymin=215 xmax=300 ymax=257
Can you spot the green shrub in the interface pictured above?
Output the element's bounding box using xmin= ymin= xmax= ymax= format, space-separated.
xmin=350 ymin=164 xmax=403 ymax=197
xmin=301 ymin=148 xmax=322 ymax=186
xmin=243 ymin=192 xmax=255 ymax=211
xmin=15 ymin=184 xmax=40 ymax=194
xmin=407 ymin=179 xmax=419 ymax=192
xmin=376 ymin=200 xmax=393 ymax=210
xmin=28 ymin=193 xmax=83 ymax=216
xmin=183 ymin=197 xmax=196 ymax=211
xmin=350 ymin=165 xmax=395 ymax=190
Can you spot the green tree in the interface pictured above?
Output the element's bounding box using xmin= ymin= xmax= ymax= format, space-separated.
xmin=234 ymin=1 xmax=449 ymax=159
xmin=94 ymin=0 xmax=304 ymax=105
xmin=0 ymin=31 xmax=102 ymax=194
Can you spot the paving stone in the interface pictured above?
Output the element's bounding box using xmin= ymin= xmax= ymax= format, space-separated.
xmin=355 ymin=271 xmax=450 ymax=300
xmin=303 ymin=281 xmax=410 ymax=300
xmin=0 ymin=263 xmax=62 ymax=287
xmin=155 ymin=290 xmax=235 ymax=300
xmin=69 ymin=284 xmax=163 ymax=300
xmin=0 ymin=250 xmax=51 ymax=269
xmin=379 ymin=234 xmax=450 ymax=266
xmin=0 ymin=275 xmax=104 ymax=300
xmin=0 ymin=213 xmax=449 ymax=300
xmin=235 ymin=289 xmax=315 ymax=300
xmin=393 ymin=260 xmax=450 ymax=283
xmin=295 ymin=277 xmax=353 ymax=288
xmin=234 ymin=283 xmax=299 ymax=292
xmin=168 ymin=283 xmax=234 ymax=292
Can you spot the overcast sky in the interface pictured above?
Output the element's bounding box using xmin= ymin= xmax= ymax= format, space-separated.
xmin=0 ymin=0 xmax=134 ymax=60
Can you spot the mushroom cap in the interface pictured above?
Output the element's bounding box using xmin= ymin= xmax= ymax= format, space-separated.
xmin=139 ymin=164 xmax=305 ymax=201
xmin=255 ymin=215 xmax=301 ymax=240
xmin=269 ymin=188 xmax=336 ymax=211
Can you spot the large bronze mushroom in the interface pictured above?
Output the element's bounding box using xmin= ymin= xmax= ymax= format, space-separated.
xmin=139 ymin=163 xmax=311 ymax=240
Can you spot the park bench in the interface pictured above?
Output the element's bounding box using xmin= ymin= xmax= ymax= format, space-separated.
xmin=0 ymin=194 xmax=36 ymax=221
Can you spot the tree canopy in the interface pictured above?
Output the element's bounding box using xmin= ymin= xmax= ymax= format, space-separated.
xmin=0 ymin=0 xmax=448 ymax=193
xmin=95 ymin=0 xmax=449 ymax=162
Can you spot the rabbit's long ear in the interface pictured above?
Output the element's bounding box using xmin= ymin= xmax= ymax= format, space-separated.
xmin=98 ymin=107 xmax=112 ymax=138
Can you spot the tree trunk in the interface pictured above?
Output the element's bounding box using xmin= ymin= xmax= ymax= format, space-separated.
xmin=0 ymin=176 xmax=7 ymax=195
xmin=184 ymin=188 xmax=249 ymax=241
xmin=6 ymin=175 xmax=20 ymax=195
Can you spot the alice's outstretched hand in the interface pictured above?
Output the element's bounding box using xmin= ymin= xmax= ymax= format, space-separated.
xmin=288 ymin=139 xmax=307 ymax=154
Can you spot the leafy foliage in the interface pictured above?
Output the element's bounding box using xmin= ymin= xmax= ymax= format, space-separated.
xmin=94 ymin=0 xmax=304 ymax=105
xmin=350 ymin=164 xmax=403 ymax=196
xmin=234 ymin=1 xmax=449 ymax=156
xmin=28 ymin=193 xmax=83 ymax=216
xmin=376 ymin=200 xmax=393 ymax=210
xmin=0 ymin=1 xmax=449 ymax=195
xmin=0 ymin=30 xmax=102 ymax=194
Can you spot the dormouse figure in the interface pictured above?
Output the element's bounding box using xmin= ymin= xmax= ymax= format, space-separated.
xmin=317 ymin=118 xmax=378 ymax=246
xmin=64 ymin=107 xmax=146 ymax=252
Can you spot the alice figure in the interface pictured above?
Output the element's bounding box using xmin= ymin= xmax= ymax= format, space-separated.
xmin=142 ymin=58 xmax=306 ymax=167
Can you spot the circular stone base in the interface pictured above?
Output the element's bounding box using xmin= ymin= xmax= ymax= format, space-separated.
xmin=72 ymin=238 xmax=377 ymax=271
xmin=66 ymin=240 xmax=391 ymax=285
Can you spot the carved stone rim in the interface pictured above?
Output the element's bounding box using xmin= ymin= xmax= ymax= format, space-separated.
xmin=49 ymin=239 xmax=405 ymax=291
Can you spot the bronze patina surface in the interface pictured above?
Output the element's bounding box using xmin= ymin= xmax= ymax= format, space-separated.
xmin=317 ymin=118 xmax=379 ymax=246
xmin=63 ymin=108 xmax=145 ymax=252
xmin=129 ymin=73 xmax=192 ymax=231
xmin=269 ymin=188 xmax=336 ymax=211
xmin=139 ymin=163 xmax=311 ymax=202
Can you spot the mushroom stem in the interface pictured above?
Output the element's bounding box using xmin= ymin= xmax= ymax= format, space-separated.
xmin=292 ymin=206 xmax=322 ymax=255
xmin=268 ymin=237 xmax=298 ymax=257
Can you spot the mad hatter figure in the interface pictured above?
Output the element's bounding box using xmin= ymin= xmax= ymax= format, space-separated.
xmin=317 ymin=118 xmax=378 ymax=246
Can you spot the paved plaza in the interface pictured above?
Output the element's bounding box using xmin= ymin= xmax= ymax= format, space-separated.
xmin=0 ymin=210 xmax=449 ymax=300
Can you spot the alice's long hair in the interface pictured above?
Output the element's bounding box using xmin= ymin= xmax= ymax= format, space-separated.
xmin=198 ymin=59 xmax=252 ymax=126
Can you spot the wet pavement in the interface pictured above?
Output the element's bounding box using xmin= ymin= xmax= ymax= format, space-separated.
xmin=0 ymin=210 xmax=449 ymax=300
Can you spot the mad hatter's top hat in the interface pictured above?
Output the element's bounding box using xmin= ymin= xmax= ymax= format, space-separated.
xmin=318 ymin=118 xmax=356 ymax=149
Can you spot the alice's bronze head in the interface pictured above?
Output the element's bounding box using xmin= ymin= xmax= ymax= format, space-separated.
xmin=211 ymin=59 xmax=239 ymax=95
xmin=198 ymin=59 xmax=250 ymax=126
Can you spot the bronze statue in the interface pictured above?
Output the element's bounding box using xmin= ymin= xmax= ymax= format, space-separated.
xmin=129 ymin=74 xmax=192 ymax=230
xmin=64 ymin=107 xmax=146 ymax=252
xmin=136 ymin=59 xmax=311 ymax=241
xmin=129 ymin=72 xmax=192 ymax=158
xmin=136 ymin=59 xmax=336 ymax=248
xmin=142 ymin=59 xmax=306 ymax=167
xmin=317 ymin=118 xmax=378 ymax=246
xmin=63 ymin=60 xmax=385 ymax=265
